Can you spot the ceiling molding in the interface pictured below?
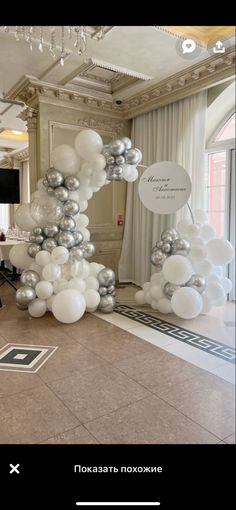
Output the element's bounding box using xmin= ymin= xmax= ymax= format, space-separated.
xmin=6 ymin=47 xmax=235 ymax=121
xmin=121 ymin=46 xmax=236 ymax=119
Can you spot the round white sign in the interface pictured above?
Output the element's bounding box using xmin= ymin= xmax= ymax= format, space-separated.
xmin=138 ymin=161 xmax=192 ymax=214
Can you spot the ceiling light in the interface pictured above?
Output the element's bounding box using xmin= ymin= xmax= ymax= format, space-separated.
xmin=12 ymin=130 xmax=23 ymax=135
xmin=1 ymin=26 xmax=106 ymax=66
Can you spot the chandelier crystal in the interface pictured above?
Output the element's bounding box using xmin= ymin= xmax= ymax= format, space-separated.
xmin=1 ymin=26 xmax=106 ymax=66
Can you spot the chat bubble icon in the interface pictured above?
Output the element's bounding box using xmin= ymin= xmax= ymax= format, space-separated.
xmin=182 ymin=39 xmax=196 ymax=54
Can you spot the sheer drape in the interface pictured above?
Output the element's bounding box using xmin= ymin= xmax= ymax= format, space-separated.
xmin=119 ymin=91 xmax=207 ymax=285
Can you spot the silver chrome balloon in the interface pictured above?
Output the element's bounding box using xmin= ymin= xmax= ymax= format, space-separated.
xmin=106 ymin=155 xmax=115 ymax=165
xmin=98 ymin=268 xmax=116 ymax=287
xmin=69 ymin=246 xmax=84 ymax=262
xmin=33 ymin=227 xmax=43 ymax=236
xmin=162 ymin=242 xmax=172 ymax=254
xmin=172 ymin=238 xmax=190 ymax=256
xmin=186 ymin=274 xmax=206 ymax=294
xmin=63 ymin=200 xmax=80 ymax=216
xmin=161 ymin=228 xmax=179 ymax=242
xmin=47 ymin=186 xmax=55 ymax=196
xmin=113 ymin=165 xmax=123 ymax=175
xmin=43 ymin=224 xmax=59 ymax=237
xmin=102 ymin=145 xmax=111 ymax=158
xmin=28 ymin=243 xmax=41 ymax=257
xmin=46 ymin=168 xmax=64 ymax=187
xmin=150 ymin=250 xmax=167 ymax=267
xmin=35 ymin=234 xmax=44 ymax=245
xmin=73 ymin=231 xmax=84 ymax=245
xmin=29 ymin=234 xmax=36 ymax=243
xmin=16 ymin=286 xmax=36 ymax=306
xmin=64 ymin=175 xmax=80 ymax=191
xmin=115 ymin=155 xmax=125 ymax=165
xmin=163 ymin=282 xmax=180 ymax=299
xmin=120 ymin=136 xmax=132 ymax=150
xmin=54 ymin=186 xmax=69 ymax=202
xmin=82 ymin=241 xmax=95 ymax=258
xmin=107 ymin=284 xmax=116 ymax=295
xmin=112 ymin=173 xmax=123 ymax=181
xmin=98 ymin=286 xmax=108 ymax=296
xmin=57 ymin=230 xmax=75 ymax=248
xmin=20 ymin=270 xmax=40 ymax=288
xmin=16 ymin=302 xmax=28 ymax=311
xmin=59 ymin=216 xmax=76 ymax=231
xmin=43 ymin=178 xmax=49 ymax=187
xmin=110 ymin=139 xmax=125 ymax=156
xmin=156 ymin=240 xmax=164 ymax=250
xmin=99 ymin=294 xmax=116 ymax=313
xmin=125 ymin=148 xmax=141 ymax=165
xmin=42 ymin=237 xmax=58 ymax=252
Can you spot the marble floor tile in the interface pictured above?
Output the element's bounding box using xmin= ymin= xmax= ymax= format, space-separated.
xmin=0 ymin=371 xmax=42 ymax=398
xmin=209 ymin=363 xmax=235 ymax=385
xmin=41 ymin=425 xmax=98 ymax=444
xmin=223 ymin=433 xmax=235 ymax=444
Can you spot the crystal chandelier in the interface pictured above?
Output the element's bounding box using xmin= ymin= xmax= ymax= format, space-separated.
xmin=1 ymin=26 xmax=106 ymax=66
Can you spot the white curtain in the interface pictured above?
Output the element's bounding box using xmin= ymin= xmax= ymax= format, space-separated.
xmin=119 ymin=91 xmax=207 ymax=285
xmin=21 ymin=160 xmax=30 ymax=203
xmin=0 ymin=204 xmax=10 ymax=231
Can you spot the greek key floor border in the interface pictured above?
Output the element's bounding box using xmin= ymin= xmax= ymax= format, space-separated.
xmin=114 ymin=304 xmax=236 ymax=365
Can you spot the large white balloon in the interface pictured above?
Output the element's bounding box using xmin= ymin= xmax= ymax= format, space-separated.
xmin=84 ymin=289 xmax=100 ymax=309
xmin=74 ymin=129 xmax=103 ymax=160
xmin=30 ymin=196 xmax=63 ymax=226
xmin=15 ymin=204 xmax=37 ymax=232
xmin=35 ymin=250 xmax=52 ymax=267
xmin=42 ymin=263 xmax=61 ymax=282
xmin=9 ymin=243 xmax=32 ymax=270
xmin=52 ymin=289 xmax=86 ymax=323
xmin=171 ymin=287 xmax=203 ymax=319
xmin=206 ymin=239 xmax=234 ymax=266
xmin=52 ymin=144 xmax=80 ymax=175
xmin=163 ymin=255 xmax=193 ymax=285
xmin=89 ymin=153 xmax=106 ymax=171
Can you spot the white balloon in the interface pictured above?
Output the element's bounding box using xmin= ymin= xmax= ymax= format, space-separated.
xmin=68 ymin=277 xmax=86 ymax=293
xmin=52 ymin=144 xmax=80 ymax=175
xmin=89 ymin=262 xmax=102 ymax=276
xmin=79 ymin=226 xmax=90 ymax=241
xmin=52 ymin=289 xmax=86 ymax=323
xmin=53 ymin=279 xmax=69 ymax=294
xmin=74 ymin=129 xmax=103 ymax=160
xmin=89 ymin=153 xmax=106 ymax=171
xmin=190 ymin=237 xmax=205 ymax=247
xmin=193 ymin=209 xmax=208 ymax=225
xmin=15 ymin=204 xmax=37 ymax=232
xmin=194 ymin=260 xmax=213 ymax=277
xmin=213 ymin=294 xmax=227 ymax=306
xmin=189 ymin=244 xmax=207 ymax=262
xmin=200 ymin=224 xmax=216 ymax=242
xmin=80 ymin=200 xmax=88 ymax=212
xmin=206 ymin=239 xmax=234 ymax=266
xmin=150 ymin=273 xmax=163 ymax=284
xmin=70 ymin=262 xmax=80 ymax=278
xmin=157 ymin=297 xmax=172 ymax=314
xmin=61 ymin=263 xmax=73 ymax=280
xmin=201 ymin=294 xmax=212 ymax=314
xmin=205 ymin=282 xmax=225 ymax=303
xmin=35 ymin=281 xmax=53 ymax=299
xmin=80 ymin=162 xmax=93 ymax=176
xmin=207 ymin=273 xmax=222 ymax=284
xmin=68 ymin=190 xmax=80 ymax=202
xmin=163 ymin=255 xmax=193 ymax=285
xmin=144 ymin=291 xmax=152 ymax=304
xmin=37 ymin=178 xmax=45 ymax=190
xmin=28 ymin=298 xmax=47 ymax=318
xmin=171 ymin=287 xmax=203 ymax=319
xmin=51 ymin=246 xmax=69 ymax=265
xmin=123 ymin=165 xmax=138 ymax=182
xmin=186 ymin=224 xmax=201 ymax=238
xmin=85 ymin=275 xmax=99 ymax=290
xmin=84 ymin=289 xmax=100 ymax=309
xmin=176 ymin=218 xmax=191 ymax=235
xmin=46 ymin=295 xmax=55 ymax=311
xmin=221 ymin=277 xmax=233 ymax=294
xmin=142 ymin=282 xmax=151 ymax=292
xmin=76 ymin=259 xmax=91 ymax=279
xmin=9 ymin=243 xmax=32 ymax=270
xmin=151 ymin=300 xmax=159 ymax=310
xmin=75 ymin=213 xmax=89 ymax=228
xmin=150 ymin=285 xmax=163 ymax=301
xmin=35 ymin=250 xmax=52 ymax=267
xmin=30 ymin=196 xmax=63 ymax=227
xmin=135 ymin=290 xmax=146 ymax=305
xmin=29 ymin=262 xmax=42 ymax=276
xmin=78 ymin=186 xmax=93 ymax=201
xmin=42 ymin=263 xmax=61 ymax=282
xmin=90 ymin=170 xmax=106 ymax=188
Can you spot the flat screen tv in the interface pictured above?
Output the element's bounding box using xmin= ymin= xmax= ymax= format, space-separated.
xmin=0 ymin=168 xmax=20 ymax=204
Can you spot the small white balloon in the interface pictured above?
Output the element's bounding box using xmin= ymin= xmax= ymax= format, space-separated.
xmin=206 ymin=238 xmax=234 ymax=266
xmin=84 ymin=289 xmax=100 ymax=309
xmin=9 ymin=243 xmax=33 ymax=270
xmin=52 ymin=144 xmax=80 ymax=175
xmin=201 ymin=294 xmax=212 ymax=314
xmin=89 ymin=153 xmax=106 ymax=171
xmin=42 ymin=263 xmax=61 ymax=282
xmin=53 ymin=279 xmax=69 ymax=294
xmin=28 ymin=298 xmax=47 ymax=318
xmin=157 ymin=297 xmax=172 ymax=314
xmin=176 ymin=218 xmax=191 ymax=236
xmin=221 ymin=277 xmax=233 ymax=294
xmin=150 ymin=285 xmax=163 ymax=301
xmin=193 ymin=209 xmax=208 ymax=225
xmin=35 ymin=250 xmax=52 ymax=267
xmin=200 ymin=224 xmax=216 ymax=242
xmin=194 ymin=260 xmax=213 ymax=277
xmin=205 ymin=281 xmax=225 ymax=303
xmin=123 ymin=165 xmax=139 ymax=182
xmin=79 ymin=226 xmax=90 ymax=241
xmin=144 ymin=291 xmax=152 ymax=305
xmin=171 ymin=287 xmax=203 ymax=319
xmin=52 ymin=289 xmax=86 ymax=323
xmin=142 ymin=282 xmax=151 ymax=292
xmin=85 ymin=275 xmax=99 ymax=290
xmin=163 ymin=255 xmax=193 ymax=285
xmin=135 ymin=290 xmax=146 ymax=305
xmin=68 ymin=277 xmax=86 ymax=293
xmin=51 ymin=246 xmax=69 ymax=265
xmin=80 ymin=200 xmax=88 ymax=212
xmin=186 ymin=224 xmax=201 ymax=238
xmin=76 ymin=259 xmax=91 ymax=279
xmin=35 ymin=281 xmax=53 ymax=300
xmin=74 ymin=129 xmax=103 ymax=160
xmin=46 ymin=295 xmax=55 ymax=312
xmin=75 ymin=213 xmax=89 ymax=228
xmin=89 ymin=262 xmax=103 ymax=276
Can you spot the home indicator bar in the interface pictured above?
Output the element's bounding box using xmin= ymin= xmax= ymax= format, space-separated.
xmin=76 ymin=503 xmax=161 ymax=507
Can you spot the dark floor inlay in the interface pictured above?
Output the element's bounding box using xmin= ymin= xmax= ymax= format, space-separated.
xmin=0 ymin=343 xmax=57 ymax=373
xmin=114 ymin=304 xmax=236 ymax=364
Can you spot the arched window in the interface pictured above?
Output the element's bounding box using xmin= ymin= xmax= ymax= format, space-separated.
xmin=206 ymin=111 xmax=235 ymax=238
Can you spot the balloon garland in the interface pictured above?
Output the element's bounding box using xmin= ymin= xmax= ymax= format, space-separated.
xmin=10 ymin=129 xmax=142 ymax=323
xmin=135 ymin=210 xmax=234 ymax=319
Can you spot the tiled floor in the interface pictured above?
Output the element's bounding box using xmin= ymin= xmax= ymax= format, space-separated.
xmin=0 ymin=282 xmax=235 ymax=444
